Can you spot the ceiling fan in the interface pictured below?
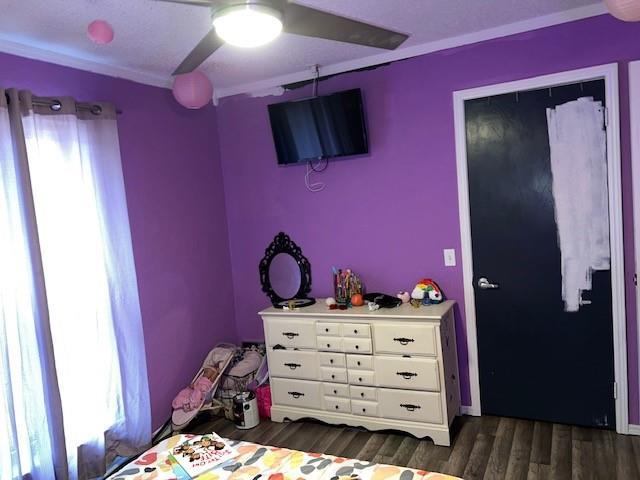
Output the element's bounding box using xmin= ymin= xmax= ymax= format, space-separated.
xmin=155 ymin=0 xmax=410 ymax=75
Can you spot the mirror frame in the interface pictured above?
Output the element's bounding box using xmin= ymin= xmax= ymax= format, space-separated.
xmin=259 ymin=232 xmax=315 ymax=308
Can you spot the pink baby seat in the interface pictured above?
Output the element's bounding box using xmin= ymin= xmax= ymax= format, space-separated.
xmin=171 ymin=343 xmax=236 ymax=431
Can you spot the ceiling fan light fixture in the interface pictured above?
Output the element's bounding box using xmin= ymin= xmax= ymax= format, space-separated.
xmin=213 ymin=3 xmax=283 ymax=48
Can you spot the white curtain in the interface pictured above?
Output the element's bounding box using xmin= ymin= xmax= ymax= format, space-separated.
xmin=0 ymin=90 xmax=151 ymax=480
xmin=0 ymin=91 xmax=60 ymax=480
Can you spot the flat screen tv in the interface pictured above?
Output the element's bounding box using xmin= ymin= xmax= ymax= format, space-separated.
xmin=268 ymin=88 xmax=368 ymax=165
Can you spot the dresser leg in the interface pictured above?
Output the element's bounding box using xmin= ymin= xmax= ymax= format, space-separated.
xmin=430 ymin=429 xmax=452 ymax=447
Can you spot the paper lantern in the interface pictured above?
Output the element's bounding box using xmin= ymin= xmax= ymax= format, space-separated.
xmin=604 ymin=0 xmax=640 ymax=21
xmin=172 ymin=71 xmax=214 ymax=109
xmin=87 ymin=20 xmax=114 ymax=44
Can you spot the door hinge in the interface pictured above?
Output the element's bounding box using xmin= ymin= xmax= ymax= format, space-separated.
xmin=635 ymin=273 xmax=638 ymax=286
xmin=613 ymin=381 xmax=618 ymax=399
xmin=604 ymin=107 xmax=609 ymax=128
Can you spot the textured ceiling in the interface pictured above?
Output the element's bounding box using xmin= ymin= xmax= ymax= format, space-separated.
xmin=0 ymin=0 xmax=604 ymax=97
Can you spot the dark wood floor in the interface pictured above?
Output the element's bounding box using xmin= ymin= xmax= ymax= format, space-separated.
xmin=192 ymin=414 xmax=640 ymax=480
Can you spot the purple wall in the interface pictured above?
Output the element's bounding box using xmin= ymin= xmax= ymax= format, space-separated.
xmin=216 ymin=14 xmax=640 ymax=423
xmin=0 ymin=51 xmax=237 ymax=429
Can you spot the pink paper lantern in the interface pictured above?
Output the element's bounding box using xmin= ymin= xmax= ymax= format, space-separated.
xmin=172 ymin=71 xmax=214 ymax=109
xmin=604 ymin=0 xmax=640 ymax=21
xmin=87 ymin=20 xmax=114 ymax=45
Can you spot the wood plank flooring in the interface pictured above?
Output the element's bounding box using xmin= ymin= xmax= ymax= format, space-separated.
xmin=192 ymin=413 xmax=640 ymax=479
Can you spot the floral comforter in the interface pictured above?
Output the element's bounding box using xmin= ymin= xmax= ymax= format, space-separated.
xmin=107 ymin=434 xmax=459 ymax=480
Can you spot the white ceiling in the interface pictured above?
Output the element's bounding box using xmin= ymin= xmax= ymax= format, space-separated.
xmin=0 ymin=0 xmax=606 ymax=99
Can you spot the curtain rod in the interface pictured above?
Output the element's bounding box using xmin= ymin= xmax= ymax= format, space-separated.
xmin=32 ymin=97 xmax=123 ymax=115
xmin=5 ymin=93 xmax=122 ymax=115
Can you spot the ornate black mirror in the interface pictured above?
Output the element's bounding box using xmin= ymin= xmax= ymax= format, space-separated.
xmin=259 ymin=232 xmax=315 ymax=308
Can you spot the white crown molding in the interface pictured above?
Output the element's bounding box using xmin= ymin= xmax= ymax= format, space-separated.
xmin=215 ymin=3 xmax=608 ymax=100
xmin=0 ymin=35 xmax=171 ymax=89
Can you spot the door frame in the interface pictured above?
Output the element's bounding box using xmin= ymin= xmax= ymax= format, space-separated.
xmin=453 ymin=63 xmax=629 ymax=434
xmin=630 ymin=60 xmax=640 ymax=435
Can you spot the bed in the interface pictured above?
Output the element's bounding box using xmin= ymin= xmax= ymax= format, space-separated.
xmin=107 ymin=433 xmax=460 ymax=480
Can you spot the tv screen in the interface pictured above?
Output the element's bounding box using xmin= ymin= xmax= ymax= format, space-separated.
xmin=268 ymin=89 xmax=368 ymax=165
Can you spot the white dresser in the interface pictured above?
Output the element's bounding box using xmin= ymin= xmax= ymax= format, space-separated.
xmin=260 ymin=300 xmax=460 ymax=446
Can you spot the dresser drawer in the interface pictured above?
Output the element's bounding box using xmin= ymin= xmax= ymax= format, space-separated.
xmin=271 ymin=378 xmax=322 ymax=410
xmin=378 ymin=388 xmax=443 ymax=424
xmin=321 ymin=366 xmax=348 ymax=383
xmin=317 ymin=336 xmax=343 ymax=352
xmin=324 ymin=396 xmax=351 ymax=414
xmin=350 ymin=385 xmax=377 ymax=401
xmin=373 ymin=323 xmax=437 ymax=356
xmin=343 ymin=323 xmax=371 ymax=338
xmin=343 ymin=337 xmax=372 ymax=354
xmin=266 ymin=319 xmax=317 ymax=349
xmin=352 ymin=399 xmax=379 ymax=417
xmin=317 ymin=322 xmax=341 ymax=336
xmin=318 ymin=352 xmax=346 ymax=367
xmin=269 ymin=349 xmax=318 ymax=379
xmin=348 ymin=369 xmax=375 ymax=386
xmin=375 ymin=356 xmax=440 ymax=391
xmin=323 ymin=382 xmax=350 ymax=397
xmin=346 ymin=354 xmax=374 ymax=370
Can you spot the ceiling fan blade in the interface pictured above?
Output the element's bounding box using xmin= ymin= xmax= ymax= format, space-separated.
xmin=282 ymin=2 xmax=408 ymax=50
xmin=154 ymin=0 xmax=214 ymax=6
xmin=173 ymin=28 xmax=224 ymax=75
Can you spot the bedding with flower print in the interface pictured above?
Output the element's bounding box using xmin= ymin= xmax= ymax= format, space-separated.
xmin=107 ymin=434 xmax=460 ymax=480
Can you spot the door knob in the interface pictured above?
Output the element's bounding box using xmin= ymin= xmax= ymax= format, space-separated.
xmin=477 ymin=277 xmax=499 ymax=289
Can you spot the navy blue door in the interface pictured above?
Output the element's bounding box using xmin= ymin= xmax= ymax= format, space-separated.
xmin=464 ymin=80 xmax=615 ymax=428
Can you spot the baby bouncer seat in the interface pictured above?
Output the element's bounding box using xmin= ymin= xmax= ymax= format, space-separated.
xmin=171 ymin=343 xmax=236 ymax=431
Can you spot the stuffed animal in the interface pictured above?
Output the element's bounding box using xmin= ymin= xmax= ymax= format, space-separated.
xmin=396 ymin=291 xmax=411 ymax=303
xmin=410 ymin=278 xmax=445 ymax=306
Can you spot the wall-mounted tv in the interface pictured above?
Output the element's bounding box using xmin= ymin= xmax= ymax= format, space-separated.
xmin=268 ymin=88 xmax=368 ymax=165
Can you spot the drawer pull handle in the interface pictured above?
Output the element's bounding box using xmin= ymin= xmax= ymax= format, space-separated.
xmin=357 ymin=361 xmax=361 ymax=366
xmin=362 ymin=408 xmax=366 ymax=412
xmin=400 ymin=403 xmax=421 ymax=412
xmin=360 ymin=392 xmax=365 ymax=397
xmin=288 ymin=391 xmax=305 ymax=399
xmin=355 ymin=345 xmax=359 ymax=350
xmin=333 ymin=389 xmax=337 ymax=394
xmin=354 ymin=329 xmax=358 ymax=334
xmin=330 ymin=359 xmax=334 ymax=364
xmin=284 ymin=362 xmax=301 ymax=370
xmin=325 ymin=328 xmax=329 ymax=332
xmin=393 ymin=337 xmax=415 ymax=345
xmin=335 ymin=405 xmax=339 ymax=409
xmin=396 ymin=371 xmax=418 ymax=380
xmin=331 ymin=374 xmax=335 ymax=379
xmin=283 ymin=332 xmax=299 ymax=339
xmin=358 ymin=377 xmax=363 ymax=382
xmin=327 ymin=343 xmax=331 ymax=348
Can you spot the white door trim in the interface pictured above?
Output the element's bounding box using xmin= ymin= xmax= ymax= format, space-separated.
xmin=453 ymin=63 xmax=629 ymax=433
xmin=630 ymin=60 xmax=640 ymax=435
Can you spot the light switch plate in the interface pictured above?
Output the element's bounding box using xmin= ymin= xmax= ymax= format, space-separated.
xmin=444 ymin=248 xmax=456 ymax=267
